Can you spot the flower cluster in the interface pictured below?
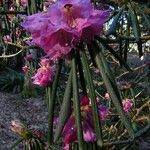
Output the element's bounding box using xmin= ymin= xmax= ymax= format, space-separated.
xmin=62 ymin=96 xmax=109 ymax=149
xmin=32 ymin=58 xmax=54 ymax=87
xmin=22 ymin=0 xmax=109 ymax=60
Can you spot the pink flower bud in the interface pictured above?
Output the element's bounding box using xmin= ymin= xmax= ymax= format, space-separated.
xmin=122 ymin=98 xmax=133 ymax=113
xmin=10 ymin=120 xmax=27 ymax=136
xmin=104 ymin=93 xmax=110 ymax=100
xmin=22 ymin=65 xmax=29 ymax=73
xmin=25 ymin=54 xmax=33 ymax=61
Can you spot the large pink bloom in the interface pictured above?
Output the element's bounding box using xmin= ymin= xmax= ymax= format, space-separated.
xmin=22 ymin=0 xmax=109 ymax=60
xmin=62 ymin=96 xmax=109 ymax=149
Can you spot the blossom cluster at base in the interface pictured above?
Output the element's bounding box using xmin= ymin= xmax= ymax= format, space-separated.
xmin=61 ymin=96 xmax=109 ymax=149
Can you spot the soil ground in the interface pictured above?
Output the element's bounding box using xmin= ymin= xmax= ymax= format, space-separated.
xmin=0 ymin=92 xmax=48 ymax=150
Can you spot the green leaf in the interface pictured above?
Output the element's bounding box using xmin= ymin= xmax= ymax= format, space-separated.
xmin=81 ymin=49 xmax=103 ymax=148
xmin=106 ymin=6 xmax=124 ymax=35
xmin=10 ymin=138 xmax=24 ymax=150
xmin=47 ymin=60 xmax=63 ymax=144
xmin=133 ymin=2 xmax=150 ymax=29
xmin=91 ymin=41 xmax=135 ymax=139
xmin=72 ymin=54 xmax=84 ymax=150
xmin=128 ymin=5 xmax=143 ymax=56
xmin=95 ymin=37 xmax=132 ymax=71
xmin=128 ymin=6 xmax=141 ymax=42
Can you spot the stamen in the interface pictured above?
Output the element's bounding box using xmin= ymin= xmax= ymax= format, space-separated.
xmin=63 ymin=4 xmax=77 ymax=28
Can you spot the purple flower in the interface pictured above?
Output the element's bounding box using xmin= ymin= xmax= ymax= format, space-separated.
xmin=32 ymin=59 xmax=54 ymax=87
xmin=98 ymin=105 xmax=109 ymax=120
xmin=22 ymin=0 xmax=109 ymax=60
xmin=62 ymin=96 xmax=109 ymax=148
xmin=122 ymin=98 xmax=133 ymax=113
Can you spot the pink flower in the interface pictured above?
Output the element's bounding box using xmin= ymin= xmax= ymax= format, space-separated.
xmin=32 ymin=130 xmax=45 ymax=140
xmin=25 ymin=54 xmax=33 ymax=61
xmin=104 ymin=92 xmax=111 ymax=100
xmin=10 ymin=120 xmax=28 ymax=136
xmin=98 ymin=105 xmax=109 ymax=120
xmin=40 ymin=58 xmax=51 ymax=67
xmin=53 ymin=116 xmax=59 ymax=126
xmin=22 ymin=10 xmax=78 ymax=59
xmin=3 ymin=35 xmax=12 ymax=42
xmin=32 ymin=65 xmax=54 ymax=87
xmin=22 ymin=65 xmax=29 ymax=73
xmin=45 ymin=44 xmax=72 ymax=60
xmin=22 ymin=0 xmax=109 ymax=60
xmin=62 ymin=96 xmax=109 ymax=148
xmin=21 ymin=0 xmax=27 ymax=8
xmin=122 ymin=98 xmax=133 ymax=113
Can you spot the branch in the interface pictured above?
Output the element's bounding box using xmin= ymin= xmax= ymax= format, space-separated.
xmin=0 ymin=47 xmax=26 ymax=58
xmin=0 ymin=11 xmax=27 ymax=15
xmin=99 ymin=36 xmax=150 ymax=44
xmin=104 ymin=122 xmax=150 ymax=146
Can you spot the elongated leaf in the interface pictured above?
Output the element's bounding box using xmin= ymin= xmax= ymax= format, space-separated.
xmin=26 ymin=0 xmax=32 ymax=15
xmin=128 ymin=6 xmax=141 ymax=42
xmin=31 ymin=0 xmax=38 ymax=13
xmin=72 ymin=55 xmax=84 ymax=150
xmin=91 ymin=42 xmax=135 ymax=139
xmin=10 ymin=138 xmax=24 ymax=150
xmin=133 ymin=2 xmax=150 ymax=29
xmin=54 ymin=70 xmax=72 ymax=142
xmin=106 ymin=6 xmax=124 ymax=35
xmin=124 ymin=13 xmax=130 ymax=62
xmin=95 ymin=42 xmax=122 ymax=104
xmin=96 ymin=37 xmax=132 ymax=71
xmin=81 ymin=49 xmax=103 ymax=148
xmin=47 ymin=60 xmax=63 ymax=144
xmin=76 ymin=49 xmax=87 ymax=95
xmin=129 ymin=5 xmax=143 ymax=56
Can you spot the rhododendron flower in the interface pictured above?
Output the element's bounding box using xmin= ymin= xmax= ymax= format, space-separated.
xmin=22 ymin=11 xmax=78 ymax=59
xmin=22 ymin=0 xmax=109 ymax=60
xmin=22 ymin=65 xmax=29 ymax=73
xmin=32 ymin=65 xmax=54 ymax=87
xmin=62 ymin=96 xmax=109 ymax=149
xmin=122 ymin=98 xmax=133 ymax=113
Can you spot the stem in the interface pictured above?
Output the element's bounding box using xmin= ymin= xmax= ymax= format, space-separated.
xmin=47 ymin=85 xmax=52 ymax=143
xmin=0 ymin=11 xmax=27 ymax=14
